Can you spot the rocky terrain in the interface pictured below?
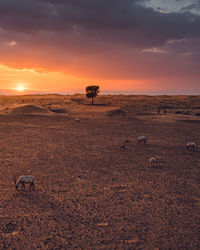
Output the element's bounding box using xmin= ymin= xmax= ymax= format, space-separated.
xmin=0 ymin=94 xmax=200 ymax=249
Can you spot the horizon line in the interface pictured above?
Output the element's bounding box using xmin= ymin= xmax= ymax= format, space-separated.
xmin=0 ymin=91 xmax=200 ymax=97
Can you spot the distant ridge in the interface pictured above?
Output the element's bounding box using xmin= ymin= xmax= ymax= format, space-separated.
xmin=0 ymin=89 xmax=199 ymax=96
xmin=0 ymin=89 xmax=49 ymax=95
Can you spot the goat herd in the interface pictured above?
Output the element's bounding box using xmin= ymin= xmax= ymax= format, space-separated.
xmin=121 ymin=135 xmax=198 ymax=167
xmin=12 ymin=134 xmax=197 ymax=191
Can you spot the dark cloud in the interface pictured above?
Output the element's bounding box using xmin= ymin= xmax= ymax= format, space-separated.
xmin=181 ymin=2 xmax=200 ymax=12
xmin=0 ymin=0 xmax=200 ymax=86
xmin=0 ymin=0 xmax=200 ymax=46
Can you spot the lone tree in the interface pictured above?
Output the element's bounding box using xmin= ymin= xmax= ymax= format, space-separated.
xmin=85 ymin=85 xmax=100 ymax=104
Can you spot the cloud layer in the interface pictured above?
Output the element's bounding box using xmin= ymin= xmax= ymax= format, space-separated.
xmin=0 ymin=0 xmax=200 ymax=92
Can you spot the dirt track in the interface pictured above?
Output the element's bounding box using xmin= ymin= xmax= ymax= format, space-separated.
xmin=0 ymin=95 xmax=200 ymax=249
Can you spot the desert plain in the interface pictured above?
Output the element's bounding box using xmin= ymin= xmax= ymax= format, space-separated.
xmin=0 ymin=94 xmax=200 ymax=249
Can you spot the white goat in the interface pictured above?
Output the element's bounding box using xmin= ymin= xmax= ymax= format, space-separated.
xmin=186 ymin=142 xmax=197 ymax=150
xmin=75 ymin=118 xmax=80 ymax=123
xmin=138 ymin=136 xmax=147 ymax=144
xmin=13 ymin=175 xmax=34 ymax=190
xmin=149 ymin=157 xmax=157 ymax=167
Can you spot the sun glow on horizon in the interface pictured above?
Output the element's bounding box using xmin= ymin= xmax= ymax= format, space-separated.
xmin=14 ymin=84 xmax=27 ymax=92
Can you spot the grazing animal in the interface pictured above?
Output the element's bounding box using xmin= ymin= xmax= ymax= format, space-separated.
xmin=13 ymin=175 xmax=34 ymax=190
xmin=120 ymin=144 xmax=126 ymax=149
xmin=75 ymin=118 xmax=80 ymax=123
xmin=138 ymin=136 xmax=147 ymax=144
xmin=120 ymin=139 xmax=132 ymax=149
xmin=123 ymin=140 xmax=132 ymax=144
xmin=149 ymin=157 xmax=157 ymax=167
xmin=186 ymin=142 xmax=197 ymax=150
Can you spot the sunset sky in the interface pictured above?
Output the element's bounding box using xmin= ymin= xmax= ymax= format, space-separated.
xmin=0 ymin=0 xmax=200 ymax=95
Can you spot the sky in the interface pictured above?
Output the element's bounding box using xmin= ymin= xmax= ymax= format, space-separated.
xmin=0 ymin=0 xmax=200 ymax=95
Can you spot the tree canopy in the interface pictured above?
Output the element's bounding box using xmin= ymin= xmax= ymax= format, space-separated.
xmin=85 ymin=85 xmax=100 ymax=104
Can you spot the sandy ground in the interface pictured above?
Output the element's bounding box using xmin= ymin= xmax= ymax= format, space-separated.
xmin=0 ymin=94 xmax=200 ymax=249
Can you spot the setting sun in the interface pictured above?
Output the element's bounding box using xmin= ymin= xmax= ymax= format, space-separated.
xmin=15 ymin=84 xmax=26 ymax=92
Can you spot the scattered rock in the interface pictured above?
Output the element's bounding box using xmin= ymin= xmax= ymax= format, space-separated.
xmin=3 ymin=222 xmax=18 ymax=234
xmin=175 ymin=111 xmax=190 ymax=115
xmin=128 ymin=238 xmax=138 ymax=243
xmin=97 ymin=222 xmax=109 ymax=227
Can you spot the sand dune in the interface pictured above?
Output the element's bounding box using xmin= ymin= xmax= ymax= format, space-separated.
xmin=63 ymin=104 xmax=125 ymax=118
xmin=1 ymin=104 xmax=51 ymax=115
xmin=107 ymin=108 xmax=126 ymax=117
xmin=48 ymin=105 xmax=68 ymax=114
